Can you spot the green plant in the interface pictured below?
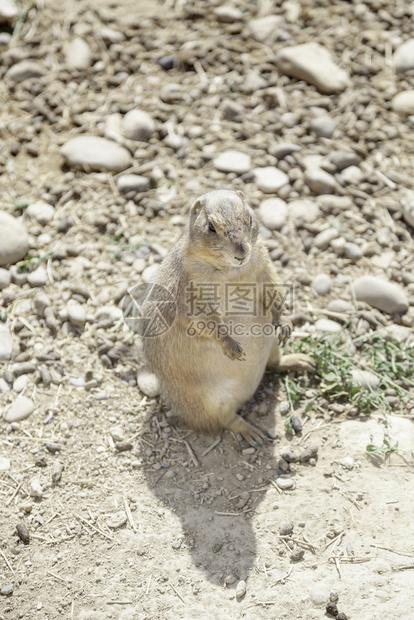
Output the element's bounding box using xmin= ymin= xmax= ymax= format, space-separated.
xmin=366 ymin=435 xmax=399 ymax=456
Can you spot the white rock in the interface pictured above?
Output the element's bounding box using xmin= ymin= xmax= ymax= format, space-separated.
xmin=352 ymin=276 xmax=409 ymax=314
xmin=60 ymin=136 xmax=131 ymax=172
xmin=340 ymin=456 xmax=354 ymax=470
xmin=258 ymin=198 xmax=287 ymax=230
xmin=213 ymin=150 xmax=251 ymax=174
xmin=0 ymin=378 xmax=11 ymax=393
xmin=30 ymin=478 xmax=43 ymax=498
xmin=0 ymin=323 xmax=13 ymax=360
xmin=327 ymin=300 xmax=353 ymax=313
xmin=313 ymin=228 xmax=339 ymax=249
xmin=27 ymin=266 xmax=47 ymax=287
xmin=137 ymin=367 xmax=160 ymax=398
xmin=0 ymin=457 xmax=10 ymax=472
xmin=329 ymin=151 xmax=361 ymax=171
xmin=13 ymin=374 xmax=28 ymax=393
xmin=393 ymin=39 xmax=414 ymax=73
xmin=253 ymin=167 xmax=289 ymax=193
xmin=6 ymin=60 xmax=46 ymax=82
xmin=272 ymin=143 xmax=301 ymax=159
xmin=0 ymin=212 xmax=29 ymax=266
xmin=214 ymin=5 xmax=243 ymax=22
xmin=315 ymin=318 xmax=341 ymax=333
xmin=95 ymin=306 xmax=122 ymax=324
xmin=310 ymin=115 xmax=336 ymax=138
xmin=276 ymin=42 xmax=351 ymax=94
xmin=305 ymin=167 xmax=338 ymax=194
xmin=312 ymin=274 xmax=331 ymax=295
xmin=288 ymin=199 xmax=321 ymax=223
xmin=104 ymin=113 xmax=123 ymax=141
xmin=66 ymin=37 xmax=92 ymax=70
xmin=26 ymin=201 xmax=55 ymax=225
xmin=338 ymin=166 xmax=364 ymax=185
xmin=99 ymin=26 xmax=125 ymax=44
xmin=109 ymin=426 xmax=124 ymax=442
xmin=235 ymin=580 xmax=247 ymax=599
xmin=392 ymin=91 xmax=414 ymax=116
xmin=67 ymin=302 xmax=86 ymax=327
xmin=117 ymin=174 xmax=150 ymax=193
xmin=350 ymin=369 xmax=380 ymax=389
xmin=142 ymin=264 xmax=160 ymax=284
xmin=0 ymin=267 xmax=11 ymax=289
xmin=0 ymin=0 xmax=18 ymax=21
xmin=4 ymin=396 xmax=34 ymax=422
xmin=401 ymin=191 xmax=414 ymax=228
xmin=276 ymin=477 xmax=294 ymax=489
xmin=248 ymin=15 xmax=284 ymax=42
xmin=122 ymin=109 xmax=155 ymax=142
xmin=310 ymin=583 xmax=330 ymax=606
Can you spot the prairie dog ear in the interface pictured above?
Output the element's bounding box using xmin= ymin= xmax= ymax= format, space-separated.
xmin=190 ymin=197 xmax=203 ymax=218
xmin=235 ymin=190 xmax=245 ymax=201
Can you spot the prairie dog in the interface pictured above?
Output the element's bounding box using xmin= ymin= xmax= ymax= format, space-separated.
xmin=140 ymin=189 xmax=314 ymax=445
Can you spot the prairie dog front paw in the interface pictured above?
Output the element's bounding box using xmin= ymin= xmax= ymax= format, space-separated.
xmin=221 ymin=336 xmax=246 ymax=361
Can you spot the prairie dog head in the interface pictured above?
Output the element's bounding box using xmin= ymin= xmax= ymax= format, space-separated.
xmin=189 ymin=189 xmax=259 ymax=269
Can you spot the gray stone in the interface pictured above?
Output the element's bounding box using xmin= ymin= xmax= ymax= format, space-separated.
xmin=0 ymin=378 xmax=11 ymax=393
xmin=0 ymin=584 xmax=13 ymax=596
xmin=27 ymin=266 xmax=47 ymax=287
xmin=13 ymin=374 xmax=28 ymax=393
xmin=276 ymin=42 xmax=351 ymax=94
xmin=67 ymin=302 xmax=86 ymax=327
xmin=253 ymin=167 xmax=289 ymax=193
xmin=122 ymin=109 xmax=155 ymax=142
xmin=248 ymin=15 xmax=284 ymax=42
xmin=327 ymin=300 xmax=353 ymax=313
xmin=107 ymin=511 xmax=128 ymax=529
xmin=401 ymin=191 xmax=414 ymax=228
xmin=213 ymin=150 xmax=251 ymax=174
xmin=312 ymin=274 xmax=331 ymax=295
xmin=258 ymin=198 xmax=287 ymax=230
xmin=344 ymin=242 xmax=363 ymax=261
xmin=352 ymin=276 xmax=409 ymax=314
xmin=221 ymin=98 xmax=244 ymax=121
xmin=4 ymin=396 xmax=35 ymax=422
xmin=60 ymin=136 xmax=131 ymax=172
xmin=0 ymin=457 xmax=10 ymax=471
xmin=7 ymin=60 xmax=46 ymax=82
xmin=392 ymin=91 xmax=414 ymax=116
xmin=276 ymin=477 xmax=294 ymax=489
xmin=95 ymin=306 xmax=122 ymax=325
xmin=66 ymin=38 xmax=92 ymax=70
xmin=313 ymin=228 xmax=339 ymax=249
xmin=305 ymin=167 xmax=338 ymax=194
xmin=137 ymin=367 xmax=160 ymax=398
xmin=117 ymin=174 xmax=150 ymax=193
xmin=0 ymin=323 xmax=13 ymax=360
xmin=0 ymin=0 xmax=18 ymax=21
xmin=0 ymin=212 xmax=29 ymax=266
xmin=272 ymin=143 xmax=301 ymax=159
xmin=315 ymin=318 xmax=342 ymax=333
xmin=317 ymin=195 xmax=352 ymax=210
xmin=279 ymin=521 xmax=294 ymax=535
xmin=310 ymin=115 xmax=336 ymax=138
xmin=288 ymin=199 xmax=321 ymax=223
xmin=0 ymin=267 xmax=11 ymax=289
xmin=26 ymin=201 xmax=55 ymax=225
xmin=393 ymin=39 xmax=414 ymax=73
xmin=350 ymin=369 xmax=380 ymax=389
xmin=329 ymin=151 xmax=361 ymax=171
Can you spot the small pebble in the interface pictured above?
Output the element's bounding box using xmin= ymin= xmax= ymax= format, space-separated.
xmin=290 ymin=548 xmax=305 ymax=562
xmin=172 ymin=538 xmax=182 ymax=549
xmin=16 ymin=523 xmax=30 ymax=544
xmin=279 ymin=521 xmax=294 ymax=535
xmin=29 ymin=478 xmax=43 ymax=499
xmin=0 ymin=584 xmax=13 ymax=596
xmin=276 ymin=477 xmax=294 ymax=490
xmin=291 ymin=416 xmax=302 ymax=433
xmin=312 ymin=274 xmax=331 ymax=295
xmin=107 ymin=511 xmax=127 ymax=529
xmin=326 ymin=602 xmax=339 ymax=617
xmin=235 ymin=580 xmax=247 ymax=599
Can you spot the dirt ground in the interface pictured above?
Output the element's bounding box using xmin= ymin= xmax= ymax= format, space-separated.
xmin=1 ymin=0 xmax=414 ymax=619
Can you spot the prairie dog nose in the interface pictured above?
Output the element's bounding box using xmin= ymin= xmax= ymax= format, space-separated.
xmin=234 ymin=243 xmax=249 ymax=260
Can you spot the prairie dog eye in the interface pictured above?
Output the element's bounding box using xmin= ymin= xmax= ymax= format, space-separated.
xmin=208 ymin=222 xmax=216 ymax=233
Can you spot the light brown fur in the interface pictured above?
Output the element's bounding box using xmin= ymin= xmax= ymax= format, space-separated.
xmin=140 ymin=190 xmax=315 ymax=445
